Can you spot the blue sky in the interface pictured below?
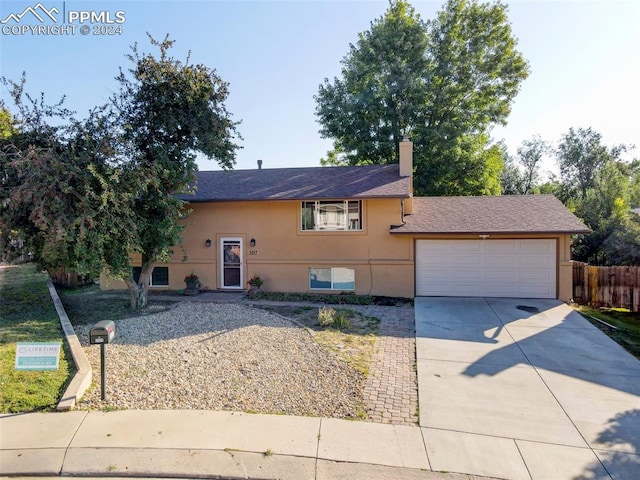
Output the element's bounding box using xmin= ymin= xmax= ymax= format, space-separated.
xmin=1 ymin=0 xmax=638 ymax=176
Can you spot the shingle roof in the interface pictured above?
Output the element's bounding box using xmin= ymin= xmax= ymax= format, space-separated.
xmin=180 ymin=164 xmax=410 ymax=202
xmin=392 ymin=195 xmax=590 ymax=234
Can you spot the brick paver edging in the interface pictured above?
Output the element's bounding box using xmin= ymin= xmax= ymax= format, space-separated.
xmin=360 ymin=305 xmax=419 ymax=425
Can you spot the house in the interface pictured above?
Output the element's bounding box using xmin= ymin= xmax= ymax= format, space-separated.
xmin=101 ymin=139 xmax=589 ymax=301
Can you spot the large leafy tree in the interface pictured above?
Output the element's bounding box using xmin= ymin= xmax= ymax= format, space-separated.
xmin=500 ymin=135 xmax=550 ymax=194
xmin=603 ymin=214 xmax=640 ymax=266
xmin=1 ymin=36 xmax=241 ymax=308
xmin=0 ymin=77 xmax=132 ymax=273
xmin=315 ymin=0 xmax=529 ymax=195
xmin=571 ymin=161 xmax=632 ymax=264
xmin=498 ymin=127 xmax=639 ymax=265
xmin=316 ymin=0 xmax=429 ymax=167
xmin=556 ymin=127 xmax=619 ymax=201
xmin=109 ymin=35 xmax=240 ymax=308
xmin=550 ymin=128 xmax=638 ymax=265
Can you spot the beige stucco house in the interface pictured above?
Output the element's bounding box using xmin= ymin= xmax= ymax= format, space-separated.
xmin=101 ymin=139 xmax=589 ymax=301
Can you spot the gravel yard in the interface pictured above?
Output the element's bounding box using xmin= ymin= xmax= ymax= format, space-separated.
xmin=75 ymin=303 xmax=366 ymax=418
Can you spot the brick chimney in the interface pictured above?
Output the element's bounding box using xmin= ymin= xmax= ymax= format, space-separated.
xmin=399 ymin=136 xmax=413 ymax=214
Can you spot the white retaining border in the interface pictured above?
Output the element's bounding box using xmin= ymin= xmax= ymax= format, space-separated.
xmin=46 ymin=279 xmax=92 ymax=410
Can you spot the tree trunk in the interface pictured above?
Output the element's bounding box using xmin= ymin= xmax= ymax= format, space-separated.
xmin=124 ymin=270 xmax=151 ymax=309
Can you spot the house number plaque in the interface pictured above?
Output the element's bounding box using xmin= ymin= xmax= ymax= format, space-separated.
xmin=248 ymin=250 xmax=259 ymax=255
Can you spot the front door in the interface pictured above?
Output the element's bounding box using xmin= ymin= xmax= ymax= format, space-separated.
xmin=221 ymin=238 xmax=243 ymax=289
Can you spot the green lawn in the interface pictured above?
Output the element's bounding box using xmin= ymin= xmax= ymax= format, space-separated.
xmin=0 ymin=264 xmax=75 ymax=412
xmin=574 ymin=305 xmax=640 ymax=360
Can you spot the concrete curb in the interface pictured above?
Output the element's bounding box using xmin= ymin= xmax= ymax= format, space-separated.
xmin=0 ymin=448 xmax=483 ymax=479
xmin=0 ymin=410 xmax=494 ymax=480
xmin=46 ymin=279 xmax=92 ymax=410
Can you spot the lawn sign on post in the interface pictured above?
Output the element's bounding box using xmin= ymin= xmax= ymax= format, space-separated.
xmin=89 ymin=320 xmax=116 ymax=400
xmin=15 ymin=342 xmax=61 ymax=370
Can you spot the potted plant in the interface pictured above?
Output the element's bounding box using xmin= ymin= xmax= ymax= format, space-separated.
xmin=184 ymin=273 xmax=201 ymax=296
xmin=246 ymin=274 xmax=264 ymax=296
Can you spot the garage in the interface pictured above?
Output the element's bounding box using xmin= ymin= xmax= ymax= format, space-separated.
xmin=415 ymin=239 xmax=557 ymax=298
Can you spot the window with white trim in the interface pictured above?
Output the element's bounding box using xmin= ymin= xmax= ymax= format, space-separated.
xmin=132 ymin=266 xmax=169 ymax=287
xmin=301 ymin=200 xmax=362 ymax=231
xmin=309 ymin=267 xmax=355 ymax=291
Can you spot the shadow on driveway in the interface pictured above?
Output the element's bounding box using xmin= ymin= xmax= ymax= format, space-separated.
xmin=415 ymin=297 xmax=640 ymax=479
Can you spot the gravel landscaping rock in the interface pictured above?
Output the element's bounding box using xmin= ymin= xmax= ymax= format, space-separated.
xmin=75 ymin=303 xmax=365 ymax=418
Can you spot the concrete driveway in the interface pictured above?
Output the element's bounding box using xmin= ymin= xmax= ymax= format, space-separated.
xmin=415 ymin=297 xmax=640 ymax=480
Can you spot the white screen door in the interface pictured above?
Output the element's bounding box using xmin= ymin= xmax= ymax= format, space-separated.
xmin=221 ymin=238 xmax=243 ymax=289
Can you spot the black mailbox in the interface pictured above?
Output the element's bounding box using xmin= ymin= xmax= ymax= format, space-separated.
xmin=89 ymin=320 xmax=115 ymax=344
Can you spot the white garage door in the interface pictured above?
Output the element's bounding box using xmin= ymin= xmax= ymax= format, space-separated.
xmin=416 ymin=239 xmax=557 ymax=298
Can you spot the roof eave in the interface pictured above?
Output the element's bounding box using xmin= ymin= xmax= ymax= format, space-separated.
xmin=389 ymin=229 xmax=591 ymax=235
xmin=182 ymin=194 xmax=409 ymax=203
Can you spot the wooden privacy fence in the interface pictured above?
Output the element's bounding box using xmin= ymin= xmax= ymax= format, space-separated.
xmin=573 ymin=262 xmax=640 ymax=312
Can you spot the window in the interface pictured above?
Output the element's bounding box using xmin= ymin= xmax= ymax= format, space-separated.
xmin=132 ymin=266 xmax=169 ymax=287
xmin=309 ymin=267 xmax=355 ymax=291
xmin=301 ymin=200 xmax=362 ymax=231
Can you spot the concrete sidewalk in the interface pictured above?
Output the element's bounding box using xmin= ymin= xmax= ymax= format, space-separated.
xmin=0 ymin=410 xmax=492 ymax=480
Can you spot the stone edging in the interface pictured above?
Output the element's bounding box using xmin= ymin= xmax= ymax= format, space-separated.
xmin=46 ymin=279 xmax=92 ymax=410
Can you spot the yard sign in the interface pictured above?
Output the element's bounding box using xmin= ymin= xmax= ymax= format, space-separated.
xmin=15 ymin=342 xmax=61 ymax=370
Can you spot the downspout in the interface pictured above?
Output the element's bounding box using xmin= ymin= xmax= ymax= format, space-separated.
xmin=401 ymin=199 xmax=407 ymax=225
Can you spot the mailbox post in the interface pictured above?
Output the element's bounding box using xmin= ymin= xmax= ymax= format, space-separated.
xmin=89 ymin=320 xmax=115 ymax=400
